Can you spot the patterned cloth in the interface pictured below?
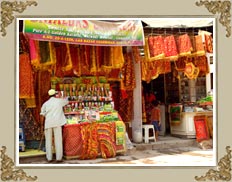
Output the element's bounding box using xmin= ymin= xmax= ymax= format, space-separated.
xmin=19 ymin=53 xmax=35 ymax=104
xmin=163 ymin=35 xmax=178 ymax=60
xmin=176 ymin=34 xmax=193 ymax=57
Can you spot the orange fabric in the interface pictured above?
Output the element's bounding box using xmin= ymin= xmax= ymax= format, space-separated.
xmin=163 ymin=35 xmax=178 ymax=60
xmin=19 ymin=53 xmax=35 ymax=100
xmin=176 ymin=34 xmax=193 ymax=56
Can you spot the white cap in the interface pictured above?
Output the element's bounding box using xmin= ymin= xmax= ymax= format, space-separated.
xmin=48 ymin=89 xmax=56 ymax=96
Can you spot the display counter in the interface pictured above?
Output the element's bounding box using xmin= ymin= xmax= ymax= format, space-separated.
xmin=62 ymin=121 xmax=127 ymax=160
xmin=169 ymin=111 xmax=213 ymax=138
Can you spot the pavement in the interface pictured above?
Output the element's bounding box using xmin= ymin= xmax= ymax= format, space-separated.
xmin=19 ymin=135 xmax=215 ymax=166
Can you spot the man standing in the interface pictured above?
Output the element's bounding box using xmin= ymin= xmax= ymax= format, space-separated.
xmin=40 ymin=89 xmax=69 ymax=162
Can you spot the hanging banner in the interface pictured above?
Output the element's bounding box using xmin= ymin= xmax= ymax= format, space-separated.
xmin=23 ymin=20 xmax=145 ymax=46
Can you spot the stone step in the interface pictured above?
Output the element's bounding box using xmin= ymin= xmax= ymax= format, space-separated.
xmin=133 ymin=136 xmax=198 ymax=151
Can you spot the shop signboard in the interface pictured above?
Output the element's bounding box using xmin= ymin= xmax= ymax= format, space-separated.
xmin=23 ymin=19 xmax=145 ymax=46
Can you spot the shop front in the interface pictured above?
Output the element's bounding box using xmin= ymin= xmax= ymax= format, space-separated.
xmin=18 ymin=18 xmax=215 ymax=161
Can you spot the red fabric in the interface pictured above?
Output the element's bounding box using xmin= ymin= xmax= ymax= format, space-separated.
xmin=194 ymin=116 xmax=209 ymax=142
xmin=148 ymin=36 xmax=155 ymax=57
xmin=63 ymin=122 xmax=125 ymax=158
xmin=69 ymin=45 xmax=81 ymax=76
xmin=63 ymin=124 xmax=83 ymax=157
xmin=152 ymin=35 xmax=165 ymax=58
xmin=19 ymin=53 xmax=35 ymax=99
xmin=205 ymin=34 xmax=213 ymax=53
xmin=176 ymin=34 xmax=193 ymax=56
xmin=164 ymin=35 xmax=178 ymax=59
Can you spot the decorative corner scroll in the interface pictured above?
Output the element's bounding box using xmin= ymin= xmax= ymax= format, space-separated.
xmin=0 ymin=0 xmax=38 ymax=37
xmin=195 ymin=146 xmax=232 ymax=181
xmin=0 ymin=146 xmax=38 ymax=181
xmin=196 ymin=0 xmax=231 ymax=37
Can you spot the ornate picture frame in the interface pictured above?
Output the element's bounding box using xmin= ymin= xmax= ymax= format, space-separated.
xmin=0 ymin=0 xmax=231 ymax=181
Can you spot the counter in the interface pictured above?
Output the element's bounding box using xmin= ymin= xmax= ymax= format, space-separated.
xmin=169 ymin=111 xmax=213 ymax=138
xmin=62 ymin=121 xmax=127 ymax=159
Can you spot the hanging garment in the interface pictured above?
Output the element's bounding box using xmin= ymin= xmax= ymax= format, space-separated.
xmin=19 ymin=53 xmax=36 ymax=108
xmin=19 ymin=32 xmax=29 ymax=54
xmin=101 ymin=46 xmax=112 ymax=75
xmin=90 ymin=46 xmax=97 ymax=74
xmin=198 ymin=30 xmax=213 ymax=53
xmin=132 ymin=46 xmax=142 ymax=63
xmin=191 ymin=35 xmax=205 ymax=56
xmin=69 ymin=45 xmax=81 ymax=76
xmin=29 ymin=39 xmax=56 ymax=71
xmin=148 ymin=36 xmax=155 ymax=57
xmin=193 ymin=55 xmax=210 ymax=76
xmin=176 ymin=33 xmax=193 ymax=57
xmin=118 ymin=90 xmax=134 ymax=123
xmin=205 ymin=34 xmax=213 ymax=53
xmin=121 ymin=52 xmax=136 ymax=91
xmin=79 ymin=45 xmax=91 ymax=76
xmin=163 ymin=35 xmax=178 ymax=60
xmin=145 ymin=36 xmax=165 ymax=61
xmin=151 ymin=35 xmax=165 ymax=60
xmin=54 ymin=43 xmax=72 ymax=77
xmin=95 ymin=46 xmax=104 ymax=74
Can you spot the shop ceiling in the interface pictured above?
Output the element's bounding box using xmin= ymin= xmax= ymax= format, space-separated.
xmin=141 ymin=18 xmax=213 ymax=28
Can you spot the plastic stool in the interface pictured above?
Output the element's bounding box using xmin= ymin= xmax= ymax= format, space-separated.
xmin=142 ymin=125 xmax=156 ymax=143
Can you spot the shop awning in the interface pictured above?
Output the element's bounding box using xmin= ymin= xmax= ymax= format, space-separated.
xmin=23 ymin=19 xmax=145 ymax=46
xmin=141 ymin=18 xmax=213 ymax=28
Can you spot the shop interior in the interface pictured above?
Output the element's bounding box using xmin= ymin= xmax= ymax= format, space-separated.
xmin=18 ymin=19 xmax=214 ymax=160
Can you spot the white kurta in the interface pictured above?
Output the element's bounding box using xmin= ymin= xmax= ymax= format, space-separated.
xmin=40 ymin=97 xmax=69 ymax=161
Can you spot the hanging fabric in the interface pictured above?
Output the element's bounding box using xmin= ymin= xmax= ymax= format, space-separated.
xmin=144 ymin=35 xmax=165 ymax=61
xmin=190 ymin=35 xmax=205 ymax=56
xmin=132 ymin=46 xmax=142 ymax=63
xmin=69 ymin=45 xmax=81 ymax=76
xmin=29 ymin=39 xmax=56 ymax=71
xmin=54 ymin=43 xmax=73 ymax=77
xmin=121 ymin=52 xmax=136 ymax=91
xmin=176 ymin=33 xmax=193 ymax=57
xmin=19 ymin=53 xmax=36 ymax=108
xmin=193 ymin=55 xmax=210 ymax=76
xmin=163 ymin=35 xmax=179 ymax=61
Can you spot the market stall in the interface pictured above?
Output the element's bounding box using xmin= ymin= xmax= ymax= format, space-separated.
xmin=18 ymin=18 xmax=215 ymax=161
xmin=19 ymin=19 xmax=145 ymax=159
xmin=140 ymin=19 xmax=214 ymax=140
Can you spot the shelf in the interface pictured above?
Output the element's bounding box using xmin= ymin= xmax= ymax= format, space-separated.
xmin=64 ymin=112 xmax=85 ymax=115
xmin=68 ymin=100 xmax=112 ymax=103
